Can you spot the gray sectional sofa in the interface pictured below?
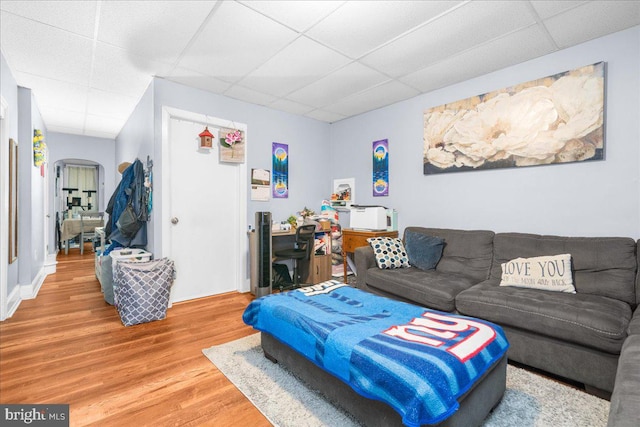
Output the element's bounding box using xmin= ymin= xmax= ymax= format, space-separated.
xmin=354 ymin=228 xmax=639 ymax=426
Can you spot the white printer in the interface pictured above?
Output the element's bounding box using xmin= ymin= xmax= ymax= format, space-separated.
xmin=350 ymin=205 xmax=389 ymax=230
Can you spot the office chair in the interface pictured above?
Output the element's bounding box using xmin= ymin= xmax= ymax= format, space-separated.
xmin=80 ymin=211 xmax=105 ymax=255
xmin=274 ymin=224 xmax=316 ymax=289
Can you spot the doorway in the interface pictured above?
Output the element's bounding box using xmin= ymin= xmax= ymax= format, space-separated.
xmin=162 ymin=107 xmax=248 ymax=302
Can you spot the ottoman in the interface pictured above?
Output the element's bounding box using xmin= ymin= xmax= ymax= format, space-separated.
xmin=244 ymin=281 xmax=509 ymax=426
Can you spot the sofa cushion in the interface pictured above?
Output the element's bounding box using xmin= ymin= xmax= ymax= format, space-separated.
xmin=404 ymin=230 xmax=444 ymax=271
xmin=500 ymin=254 xmax=576 ymax=293
xmin=490 ymin=233 xmax=637 ymax=305
xmin=365 ymin=266 xmax=477 ymax=312
xmin=456 ymin=282 xmax=632 ymax=354
xmin=403 ymin=227 xmax=494 ymax=282
xmin=367 ymin=237 xmax=410 ymax=269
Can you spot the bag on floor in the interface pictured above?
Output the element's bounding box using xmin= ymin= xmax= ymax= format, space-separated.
xmin=113 ymin=258 xmax=175 ymax=326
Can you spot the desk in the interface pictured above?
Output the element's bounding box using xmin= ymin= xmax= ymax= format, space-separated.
xmin=60 ymin=218 xmax=104 ymax=254
xmin=249 ymin=228 xmax=332 ymax=294
xmin=342 ymin=228 xmax=399 ymax=283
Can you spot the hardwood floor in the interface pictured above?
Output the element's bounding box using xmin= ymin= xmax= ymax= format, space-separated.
xmin=0 ymin=245 xmax=271 ymax=426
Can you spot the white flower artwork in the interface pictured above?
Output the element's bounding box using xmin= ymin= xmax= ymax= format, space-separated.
xmin=423 ymin=62 xmax=605 ymax=174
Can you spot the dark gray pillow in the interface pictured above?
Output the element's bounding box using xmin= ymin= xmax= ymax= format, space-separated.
xmin=405 ymin=230 xmax=444 ymax=271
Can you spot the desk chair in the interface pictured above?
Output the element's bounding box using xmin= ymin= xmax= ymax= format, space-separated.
xmin=274 ymin=224 xmax=316 ymax=289
xmin=80 ymin=212 xmax=105 ymax=255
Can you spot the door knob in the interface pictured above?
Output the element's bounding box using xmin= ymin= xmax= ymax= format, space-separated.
xmin=171 ymin=217 xmax=179 ymax=224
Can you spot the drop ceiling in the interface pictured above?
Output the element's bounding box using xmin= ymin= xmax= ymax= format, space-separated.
xmin=1 ymin=1 xmax=638 ymax=139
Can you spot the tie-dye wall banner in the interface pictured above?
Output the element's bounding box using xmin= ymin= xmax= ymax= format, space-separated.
xmin=373 ymin=139 xmax=389 ymax=197
xmin=272 ymin=142 xmax=289 ymax=198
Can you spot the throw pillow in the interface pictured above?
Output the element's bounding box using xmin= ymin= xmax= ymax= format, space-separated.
xmin=500 ymin=253 xmax=576 ymax=293
xmin=404 ymin=230 xmax=444 ymax=271
xmin=367 ymin=237 xmax=410 ymax=269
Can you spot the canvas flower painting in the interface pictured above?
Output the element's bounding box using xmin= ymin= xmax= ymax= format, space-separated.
xmin=423 ymin=62 xmax=605 ymax=174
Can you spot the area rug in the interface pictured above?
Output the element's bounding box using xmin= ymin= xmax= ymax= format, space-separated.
xmin=203 ymin=334 xmax=610 ymax=427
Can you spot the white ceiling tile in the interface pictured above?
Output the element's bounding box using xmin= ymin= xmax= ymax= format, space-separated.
xmin=39 ymin=106 xmax=86 ymax=130
xmin=323 ymin=80 xmax=419 ymax=117
xmin=85 ymin=114 xmax=124 ymax=136
xmin=98 ymin=0 xmax=216 ymax=64
xmin=360 ymin=0 xmax=538 ymax=77
xmin=304 ymin=109 xmax=346 ymax=123
xmin=543 ymin=1 xmax=640 ymax=48
xmin=14 ymin=72 xmax=88 ymax=113
xmin=530 ymin=1 xmax=587 ymax=19
xmin=91 ymin=43 xmax=170 ymax=96
xmin=178 ymin=1 xmax=299 ymax=82
xmin=46 ymin=125 xmax=86 ymax=136
xmin=223 ymin=85 xmax=278 ymax=106
xmin=306 ymin=1 xmax=462 ymax=58
xmin=268 ymin=98 xmax=315 ymax=116
xmin=0 ymin=13 xmax=93 ymax=85
xmin=239 ymin=0 xmax=343 ymax=32
xmin=164 ymin=68 xmax=232 ymax=94
xmin=285 ymin=62 xmax=389 ymax=108
xmin=401 ymin=25 xmax=558 ymax=93
xmin=86 ymin=89 xmax=139 ymax=120
xmin=240 ymin=36 xmax=351 ymax=97
xmin=0 ymin=0 xmax=97 ymax=38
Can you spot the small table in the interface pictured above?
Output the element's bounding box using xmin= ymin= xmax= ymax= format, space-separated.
xmin=342 ymin=228 xmax=399 ymax=283
xmin=60 ymin=218 xmax=104 ymax=254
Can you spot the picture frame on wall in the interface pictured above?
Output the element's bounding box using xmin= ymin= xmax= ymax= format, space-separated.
xmin=8 ymin=138 xmax=18 ymax=264
xmin=331 ymin=178 xmax=355 ymax=208
xmin=423 ymin=62 xmax=605 ymax=175
xmin=219 ymin=127 xmax=245 ymax=163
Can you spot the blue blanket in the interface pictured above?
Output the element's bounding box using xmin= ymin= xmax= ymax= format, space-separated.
xmin=243 ymin=281 xmax=509 ymax=427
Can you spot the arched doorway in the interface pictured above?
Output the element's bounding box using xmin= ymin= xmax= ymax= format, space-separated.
xmin=52 ymin=159 xmax=106 ymax=253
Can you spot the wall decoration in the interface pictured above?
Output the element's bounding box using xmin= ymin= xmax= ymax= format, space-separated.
xmin=8 ymin=138 xmax=18 ymax=263
xmin=331 ymin=178 xmax=355 ymax=208
xmin=198 ymin=126 xmax=214 ymax=151
xmin=251 ymin=168 xmax=271 ymax=201
xmin=219 ymin=127 xmax=245 ymax=163
xmin=423 ymin=62 xmax=605 ymax=175
xmin=272 ymin=143 xmax=288 ymax=198
xmin=33 ymin=129 xmax=46 ymax=167
xmin=372 ymin=139 xmax=389 ymax=196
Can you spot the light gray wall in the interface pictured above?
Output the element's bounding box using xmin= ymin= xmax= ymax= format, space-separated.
xmin=115 ymin=81 xmax=155 ymax=251
xmin=47 ymin=132 xmax=116 ymax=255
xmin=330 ymin=26 xmax=640 ymax=239
xmin=141 ymin=78 xmax=331 ymax=257
xmin=1 ymin=52 xmax=20 ymax=296
xmin=17 ymin=88 xmax=47 ymax=285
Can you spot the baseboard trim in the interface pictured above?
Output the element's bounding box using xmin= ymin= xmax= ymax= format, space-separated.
xmin=6 ymin=286 xmax=21 ymax=318
xmin=20 ymin=267 xmax=46 ymax=300
xmin=44 ymin=253 xmax=58 ymax=274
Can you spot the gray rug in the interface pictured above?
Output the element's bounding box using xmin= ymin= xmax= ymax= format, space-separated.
xmin=203 ymin=334 xmax=610 ymax=427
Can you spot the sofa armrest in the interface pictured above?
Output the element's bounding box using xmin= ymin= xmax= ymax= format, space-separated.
xmin=354 ymin=246 xmax=377 ymax=289
xmin=608 ymin=333 xmax=640 ymax=426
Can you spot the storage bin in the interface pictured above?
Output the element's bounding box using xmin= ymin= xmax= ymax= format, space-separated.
xmin=110 ymin=248 xmax=152 ymax=267
xmin=105 ymin=249 xmax=152 ymax=306
xmin=113 ymin=258 xmax=175 ymax=326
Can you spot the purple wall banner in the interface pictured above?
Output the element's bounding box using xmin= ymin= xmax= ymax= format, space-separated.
xmin=272 ymin=142 xmax=289 ymax=198
xmin=373 ymin=139 xmax=389 ymax=196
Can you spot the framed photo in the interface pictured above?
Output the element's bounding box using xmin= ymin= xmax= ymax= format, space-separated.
xmin=8 ymin=138 xmax=18 ymax=263
xmin=331 ymin=178 xmax=355 ymax=208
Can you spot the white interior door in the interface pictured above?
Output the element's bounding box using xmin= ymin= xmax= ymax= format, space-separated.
xmin=165 ymin=112 xmax=247 ymax=302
